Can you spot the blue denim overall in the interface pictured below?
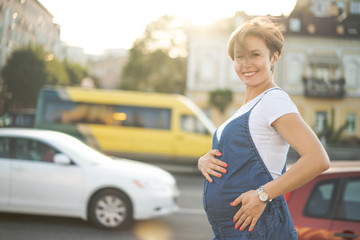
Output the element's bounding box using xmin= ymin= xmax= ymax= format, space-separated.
xmin=203 ymin=89 xmax=298 ymax=240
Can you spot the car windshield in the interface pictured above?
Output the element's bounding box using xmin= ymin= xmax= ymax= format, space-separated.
xmin=54 ymin=133 xmax=112 ymax=165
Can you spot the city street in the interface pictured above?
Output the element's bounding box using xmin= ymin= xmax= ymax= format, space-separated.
xmin=0 ymin=172 xmax=213 ymax=240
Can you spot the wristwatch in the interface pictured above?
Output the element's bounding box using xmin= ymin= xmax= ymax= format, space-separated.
xmin=258 ymin=186 xmax=271 ymax=203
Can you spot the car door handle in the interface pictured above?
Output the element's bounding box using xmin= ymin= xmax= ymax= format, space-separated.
xmin=334 ymin=232 xmax=358 ymax=239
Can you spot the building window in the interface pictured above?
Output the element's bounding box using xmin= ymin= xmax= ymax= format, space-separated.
xmin=350 ymin=2 xmax=360 ymax=14
xmin=345 ymin=60 xmax=358 ymax=88
xmin=287 ymin=58 xmax=302 ymax=86
xmin=199 ymin=57 xmax=216 ymax=81
xmin=315 ymin=67 xmax=331 ymax=82
xmin=198 ymin=49 xmax=218 ymax=82
xmin=315 ymin=111 xmax=328 ymax=134
xmin=346 ymin=113 xmax=357 ymax=134
xmin=289 ymin=18 xmax=301 ymax=32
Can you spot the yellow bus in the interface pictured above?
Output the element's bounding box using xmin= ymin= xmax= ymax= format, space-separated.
xmin=35 ymin=86 xmax=215 ymax=164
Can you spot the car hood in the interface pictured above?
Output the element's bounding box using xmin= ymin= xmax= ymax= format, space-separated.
xmin=97 ymin=158 xmax=175 ymax=183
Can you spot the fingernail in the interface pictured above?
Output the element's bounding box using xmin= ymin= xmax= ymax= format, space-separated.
xmin=233 ymin=219 xmax=236 ymax=223
xmin=218 ymin=173 xmax=222 ymax=178
xmin=224 ymin=163 xmax=228 ymax=168
xmin=209 ymin=179 xmax=213 ymax=183
xmin=249 ymin=229 xmax=253 ymax=232
xmin=222 ymin=169 xmax=227 ymax=173
xmin=218 ymin=152 xmax=222 ymax=156
xmin=239 ymin=228 xmax=243 ymax=231
xmin=234 ymin=225 xmax=238 ymax=229
xmin=230 ymin=202 xmax=234 ymax=206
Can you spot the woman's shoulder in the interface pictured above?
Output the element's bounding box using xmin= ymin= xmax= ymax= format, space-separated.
xmin=263 ymin=88 xmax=292 ymax=101
xmin=260 ymin=88 xmax=297 ymax=110
xmin=253 ymin=88 xmax=299 ymax=126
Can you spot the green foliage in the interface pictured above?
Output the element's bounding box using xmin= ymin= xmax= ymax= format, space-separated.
xmin=28 ymin=45 xmax=71 ymax=85
xmin=1 ymin=45 xmax=92 ymax=110
xmin=209 ymin=89 xmax=233 ymax=114
xmin=1 ymin=48 xmax=47 ymax=108
xmin=318 ymin=108 xmax=347 ymax=145
xmin=46 ymin=57 xmax=70 ymax=86
xmin=64 ymin=60 xmax=88 ymax=86
xmin=120 ymin=15 xmax=187 ymax=94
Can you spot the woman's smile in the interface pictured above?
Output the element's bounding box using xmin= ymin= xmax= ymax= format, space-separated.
xmin=243 ymin=71 xmax=257 ymax=77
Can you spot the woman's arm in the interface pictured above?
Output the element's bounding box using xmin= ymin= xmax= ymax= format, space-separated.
xmin=232 ymin=113 xmax=330 ymax=232
xmin=262 ymin=112 xmax=330 ymax=200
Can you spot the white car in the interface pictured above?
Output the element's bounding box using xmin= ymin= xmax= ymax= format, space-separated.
xmin=0 ymin=128 xmax=179 ymax=229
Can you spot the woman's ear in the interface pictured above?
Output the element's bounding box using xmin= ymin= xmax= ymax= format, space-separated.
xmin=271 ymin=51 xmax=280 ymax=66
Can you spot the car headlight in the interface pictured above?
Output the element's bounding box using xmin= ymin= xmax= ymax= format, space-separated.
xmin=133 ymin=178 xmax=175 ymax=192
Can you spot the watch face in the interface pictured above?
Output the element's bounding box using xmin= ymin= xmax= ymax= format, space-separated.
xmin=259 ymin=192 xmax=268 ymax=202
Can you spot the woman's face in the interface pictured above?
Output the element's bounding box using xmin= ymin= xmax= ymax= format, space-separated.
xmin=233 ymin=35 xmax=278 ymax=88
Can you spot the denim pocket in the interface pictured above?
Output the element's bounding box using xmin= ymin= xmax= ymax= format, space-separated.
xmin=252 ymin=203 xmax=283 ymax=234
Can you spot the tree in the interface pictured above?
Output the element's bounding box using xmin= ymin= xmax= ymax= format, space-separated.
xmin=28 ymin=44 xmax=71 ymax=86
xmin=1 ymin=48 xmax=47 ymax=109
xmin=120 ymin=15 xmax=187 ymax=94
xmin=46 ymin=56 xmax=70 ymax=86
xmin=1 ymin=45 xmax=97 ymax=110
xmin=64 ymin=60 xmax=88 ymax=86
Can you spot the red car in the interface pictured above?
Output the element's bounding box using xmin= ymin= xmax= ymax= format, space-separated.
xmin=286 ymin=161 xmax=360 ymax=240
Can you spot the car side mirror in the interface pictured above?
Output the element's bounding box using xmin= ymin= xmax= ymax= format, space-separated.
xmin=53 ymin=153 xmax=71 ymax=165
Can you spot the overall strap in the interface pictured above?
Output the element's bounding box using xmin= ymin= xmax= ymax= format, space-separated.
xmin=248 ymin=87 xmax=282 ymax=113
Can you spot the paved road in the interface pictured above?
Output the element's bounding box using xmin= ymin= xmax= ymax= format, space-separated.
xmin=0 ymin=172 xmax=214 ymax=240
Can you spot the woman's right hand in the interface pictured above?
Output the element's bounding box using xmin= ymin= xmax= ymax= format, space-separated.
xmin=198 ymin=149 xmax=228 ymax=183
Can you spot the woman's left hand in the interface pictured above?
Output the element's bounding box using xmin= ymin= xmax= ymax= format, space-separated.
xmin=230 ymin=190 xmax=267 ymax=232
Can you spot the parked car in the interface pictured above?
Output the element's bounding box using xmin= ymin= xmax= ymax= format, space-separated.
xmin=286 ymin=161 xmax=360 ymax=240
xmin=0 ymin=128 xmax=179 ymax=229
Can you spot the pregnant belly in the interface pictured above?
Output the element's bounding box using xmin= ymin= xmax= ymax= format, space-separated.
xmin=203 ymin=180 xmax=243 ymax=218
xmin=203 ymin=180 xmax=244 ymax=234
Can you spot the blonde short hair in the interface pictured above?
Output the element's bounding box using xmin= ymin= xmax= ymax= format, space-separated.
xmin=228 ymin=17 xmax=284 ymax=61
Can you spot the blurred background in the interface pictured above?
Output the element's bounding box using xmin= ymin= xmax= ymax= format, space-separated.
xmin=0 ymin=0 xmax=360 ymax=160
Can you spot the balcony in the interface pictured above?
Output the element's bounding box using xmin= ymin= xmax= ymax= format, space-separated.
xmin=302 ymin=78 xmax=345 ymax=99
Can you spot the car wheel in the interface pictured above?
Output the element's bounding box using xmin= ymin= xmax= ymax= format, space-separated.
xmin=89 ymin=189 xmax=133 ymax=229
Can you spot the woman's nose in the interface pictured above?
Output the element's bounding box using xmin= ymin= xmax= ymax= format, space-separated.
xmin=243 ymin=56 xmax=252 ymax=65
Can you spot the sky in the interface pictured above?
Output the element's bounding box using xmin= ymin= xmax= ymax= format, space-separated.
xmin=38 ymin=0 xmax=297 ymax=55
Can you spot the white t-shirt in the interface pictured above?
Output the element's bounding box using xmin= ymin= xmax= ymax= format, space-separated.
xmin=216 ymin=88 xmax=299 ymax=179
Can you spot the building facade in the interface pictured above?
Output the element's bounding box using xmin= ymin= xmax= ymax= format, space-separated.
xmin=186 ymin=0 xmax=360 ymax=142
xmin=0 ymin=0 xmax=61 ymax=69
xmin=87 ymin=49 xmax=129 ymax=89
xmin=281 ymin=0 xmax=360 ymax=141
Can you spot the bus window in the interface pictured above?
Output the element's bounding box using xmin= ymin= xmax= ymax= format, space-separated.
xmin=43 ymin=100 xmax=171 ymax=130
xmin=181 ymin=115 xmax=210 ymax=134
xmin=114 ymin=106 xmax=171 ymax=129
xmin=44 ymin=101 xmax=115 ymax=125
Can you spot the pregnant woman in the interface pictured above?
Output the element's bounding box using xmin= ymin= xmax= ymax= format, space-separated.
xmin=198 ymin=16 xmax=330 ymax=240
